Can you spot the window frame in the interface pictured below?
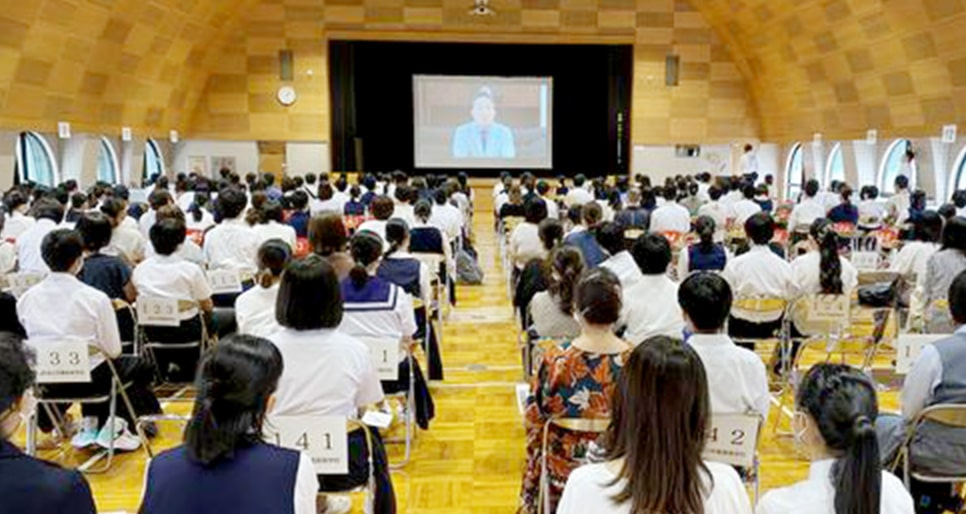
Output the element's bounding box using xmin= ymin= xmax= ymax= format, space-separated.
xmin=143 ymin=138 xmax=165 ymax=183
xmin=950 ymin=144 xmax=966 ymax=195
xmin=97 ymin=137 xmax=120 ymax=184
xmin=877 ymin=138 xmax=914 ymax=195
xmin=15 ymin=131 xmax=59 ymax=187
xmin=824 ymin=142 xmax=845 ymax=186
xmin=784 ymin=142 xmax=804 ymax=201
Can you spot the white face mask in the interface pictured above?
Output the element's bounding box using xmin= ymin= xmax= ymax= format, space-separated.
xmin=792 ymin=410 xmax=809 ymax=448
xmin=0 ymin=389 xmax=35 ymax=438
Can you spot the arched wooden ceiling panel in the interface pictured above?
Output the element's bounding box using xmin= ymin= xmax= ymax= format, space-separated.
xmin=0 ymin=0 xmax=257 ymax=135
xmin=691 ymin=0 xmax=966 ymax=141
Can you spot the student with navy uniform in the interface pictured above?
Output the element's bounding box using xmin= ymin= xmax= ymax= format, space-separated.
xmin=139 ymin=335 xmax=321 ymax=514
xmin=677 ymin=215 xmax=730 ymax=279
xmin=0 ymin=333 xmax=97 ymax=514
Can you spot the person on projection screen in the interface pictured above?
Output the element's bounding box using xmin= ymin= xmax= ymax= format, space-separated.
xmin=451 ymin=86 xmax=516 ymax=159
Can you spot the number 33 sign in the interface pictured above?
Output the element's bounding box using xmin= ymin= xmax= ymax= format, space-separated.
xmin=265 ymin=416 xmax=348 ymax=474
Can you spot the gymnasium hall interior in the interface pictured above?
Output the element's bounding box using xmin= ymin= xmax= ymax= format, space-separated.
xmin=2 ymin=1 xmax=966 ymax=513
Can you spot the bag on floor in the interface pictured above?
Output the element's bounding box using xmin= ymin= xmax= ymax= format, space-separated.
xmin=456 ymin=249 xmax=484 ymax=285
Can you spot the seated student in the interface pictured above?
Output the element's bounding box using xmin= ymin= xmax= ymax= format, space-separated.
xmin=0 ymin=213 xmax=17 ymax=275
xmin=139 ymin=335 xmax=319 ymax=514
xmin=515 ymin=219 xmax=564 ymax=326
xmin=341 ymin=231 xmax=435 ymax=429
xmin=76 ymin=212 xmax=137 ymax=343
xmin=907 ymin=189 xmax=928 ymax=226
xmin=343 ymin=185 xmax=366 ymax=216
xmin=133 ymin=218 xmax=215 ymax=381
xmin=876 ymin=270 xmax=966 ymax=514
xmin=310 ymin=182 xmax=342 ymax=216
xmin=204 ymin=185 xmax=258 ymax=273
xmin=698 ymin=186 xmax=732 ymax=242
xmin=678 ymin=215 xmax=730 ymax=278
xmin=429 ymin=188 xmax=463 ymax=243
xmin=101 ymin=197 xmax=145 ymax=264
xmin=529 ymin=246 xmax=584 ymax=339
xmin=145 ymin=206 xmax=206 ymax=267
xmin=792 ymin=218 xmax=858 ymax=297
xmin=509 ymin=198 xmax=549 ymax=271
xmin=761 ymin=363 xmax=914 ymax=514
xmin=357 ymin=195 xmax=395 ymax=247
xmin=620 ymin=233 xmax=685 ymax=343
xmin=722 ymin=213 xmax=797 ymax=341
xmin=19 ymin=229 xmax=159 ymax=449
xmin=310 ymin=214 xmax=353 ymax=280
xmin=2 ymin=190 xmax=35 ymax=240
xmin=17 ymin=198 xmax=64 ymax=273
xmin=0 ymin=334 xmax=98 ymax=514
xmin=892 ymin=211 xmax=942 ymax=319
xmin=286 ymin=190 xmax=310 ymax=238
xmin=391 ymin=185 xmax=417 ymax=228
xmin=858 ymin=185 xmax=886 ymax=230
xmin=563 ymin=202 xmax=607 ymax=268
xmin=754 ymin=184 xmax=774 ymax=213
xmin=614 ymin=188 xmax=648 ymax=230
xmin=788 ymin=179 xmax=827 ymax=233
xmin=499 ymin=186 xmax=526 ymax=220
xmin=139 ymin=189 xmax=174 ymax=239
xmin=535 ymin=180 xmax=559 ymax=221
xmin=185 ymin=192 xmax=215 ymax=233
xmin=563 ymin=173 xmax=594 ymax=207
xmin=827 ymin=186 xmax=860 ymax=225
xmin=732 ymin=184 xmax=763 ymax=227
xmin=521 ymin=269 xmax=631 ymax=514
xmin=235 ymin=239 xmax=290 ymax=339
xmin=922 ymin=217 xmax=966 ymax=332
xmin=557 ymin=336 xmax=752 ymax=514
xmin=649 ymin=186 xmax=692 ymax=233
xmin=268 ymin=256 xmax=396 ymax=514
xmin=252 ymin=200 xmax=297 ymax=250
xmin=597 ymin=222 xmax=643 ymax=289
xmin=678 ymin=273 xmax=770 ymax=419
xmin=64 ymin=192 xmax=87 ymax=224
xmin=887 ymin=174 xmax=912 ymax=226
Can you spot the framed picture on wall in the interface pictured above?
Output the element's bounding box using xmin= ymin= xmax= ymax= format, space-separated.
xmin=210 ymin=157 xmax=236 ymax=177
xmin=188 ymin=156 xmax=207 ymax=177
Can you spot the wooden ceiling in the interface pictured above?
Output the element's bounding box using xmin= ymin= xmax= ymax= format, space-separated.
xmin=1 ymin=0 xmax=964 ymax=141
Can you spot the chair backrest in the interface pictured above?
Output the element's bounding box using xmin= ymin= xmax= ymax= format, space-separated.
xmin=896 ymin=333 xmax=951 ymax=374
xmin=732 ymin=296 xmax=787 ymax=319
xmin=264 ymin=415 xmax=354 ymax=475
xmin=28 ymin=337 xmax=93 ymax=384
xmin=792 ymin=294 xmax=851 ymax=336
xmin=137 ymin=296 xmax=193 ymax=327
xmin=702 ymin=413 xmax=762 ymax=468
xmin=354 ymin=336 xmax=402 ymax=381
xmin=850 ymin=251 xmax=881 ymax=272
xmin=916 ymin=404 xmax=966 ymax=429
xmin=4 ymin=271 xmax=44 ymax=298
xmin=540 ymin=417 xmax=610 ymax=514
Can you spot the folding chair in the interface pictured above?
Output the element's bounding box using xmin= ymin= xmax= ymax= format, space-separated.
xmin=894 ymin=333 xmax=951 ymax=376
xmin=412 ymin=251 xmax=447 ymax=351
xmin=2 ymin=271 xmax=44 ymax=298
xmin=136 ymin=296 xmax=209 ymax=401
xmin=730 ymin=296 xmax=789 ymax=372
xmin=703 ymin=413 xmax=763 ymax=504
xmin=538 ymin=417 xmax=610 ymax=514
xmin=893 ymin=404 xmax=966 ymax=492
xmin=112 ymin=299 xmax=139 ymax=355
xmin=266 ymin=416 xmax=376 ymax=514
xmin=26 ymin=339 xmax=147 ymax=473
xmin=355 ymin=336 xmax=416 ymax=468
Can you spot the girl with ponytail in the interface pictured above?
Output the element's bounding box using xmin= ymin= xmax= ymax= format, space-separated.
xmin=791 ymin=218 xmax=858 ymax=297
xmin=758 ymin=363 xmax=914 ymax=514
xmin=528 ymin=246 xmax=585 ymax=339
xmin=678 ymin=215 xmax=729 ymax=278
xmin=347 ymin=230 xmax=385 ymax=291
xmin=186 ymin=192 xmax=215 ymax=232
xmin=140 ymin=335 xmax=322 ymax=514
xmin=235 ymin=239 xmax=292 ymax=338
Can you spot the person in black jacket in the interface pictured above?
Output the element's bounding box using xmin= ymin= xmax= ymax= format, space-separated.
xmin=0 ymin=332 xmax=96 ymax=514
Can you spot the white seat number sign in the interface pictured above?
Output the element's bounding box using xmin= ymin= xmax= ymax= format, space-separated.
xmin=207 ymin=270 xmax=243 ymax=294
xmin=266 ymin=416 xmax=348 ymax=474
xmin=34 ymin=340 xmax=91 ymax=384
xmin=137 ymin=297 xmax=180 ymax=327
xmin=896 ymin=334 xmax=949 ymax=375
xmin=358 ymin=337 xmax=400 ymax=381
xmin=703 ymin=414 xmax=760 ymax=468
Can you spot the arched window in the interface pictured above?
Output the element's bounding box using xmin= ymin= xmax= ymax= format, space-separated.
xmin=951 ymin=145 xmax=966 ymax=193
xmin=825 ymin=143 xmax=845 ymax=185
xmin=97 ymin=137 xmax=119 ymax=184
xmin=784 ymin=143 xmax=804 ymax=200
xmin=143 ymin=138 xmax=164 ymax=184
xmin=15 ymin=132 xmax=58 ymax=187
xmin=878 ymin=139 xmax=914 ymax=194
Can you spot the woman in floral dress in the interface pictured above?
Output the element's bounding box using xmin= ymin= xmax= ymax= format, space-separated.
xmin=520 ymin=268 xmax=631 ymax=514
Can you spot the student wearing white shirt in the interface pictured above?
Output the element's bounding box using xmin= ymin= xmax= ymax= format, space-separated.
xmin=235 ymin=239 xmax=290 ymax=339
xmin=698 ymin=186 xmax=733 ymax=242
xmin=892 ymin=212 xmax=942 ymax=327
xmin=648 ymin=188 xmax=692 ymax=234
xmin=391 ymin=186 xmax=417 ymax=228
xmin=184 ymin=192 xmax=215 ymax=232
xmin=758 ymin=363 xmax=914 ymax=514
xmin=16 ymin=198 xmax=64 ymax=274
xmin=563 ymin=174 xmax=594 ymax=207
xmin=732 ymin=184 xmax=763 ymax=227
xmin=875 ymin=272 xmax=966 ymax=512
xmin=339 ymin=230 xmax=435 ymax=429
xmin=597 ymin=222 xmax=642 ymax=289
xmin=886 ymin=175 xmax=911 ymax=226
xmin=309 ymin=183 xmax=343 ymax=216
xmin=139 ymin=335 xmax=322 ymax=514
xmin=133 ymin=218 xmax=214 ymax=381
xmin=535 ymin=181 xmax=559 ymax=220
xmin=19 ymin=229 xmax=159 ymax=450
xmin=557 ymin=337 xmax=752 ymax=514
xmin=0 ymin=215 xmax=17 ymax=275
xmin=678 ymin=272 xmax=770 ymax=419
xmin=138 ymin=189 xmax=174 ymax=239
xmin=739 ymin=143 xmax=758 ymax=175
xmin=429 ymin=188 xmax=463 ymax=243
xmin=101 ymin=197 xmax=145 ymax=264
xmin=509 ymin=199 xmax=549 ymax=270
xmin=1 ymin=191 xmax=34 ymax=241
xmin=269 ymin=256 xmax=396 ymax=513
xmin=251 ymin=201 xmax=297 ymax=250
xmin=204 ymin=187 xmax=259 ymax=290
xmin=620 ymin=233 xmax=684 ymax=343
xmin=858 ymin=185 xmax=886 ymax=230
xmin=791 ymin=218 xmax=859 ymax=298
xmin=788 ymin=179 xmax=827 ymax=233
xmin=723 ymin=213 xmax=797 ymax=341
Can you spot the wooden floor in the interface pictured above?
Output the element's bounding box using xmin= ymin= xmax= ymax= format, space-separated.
xmin=19 ymin=185 xmax=903 ymax=513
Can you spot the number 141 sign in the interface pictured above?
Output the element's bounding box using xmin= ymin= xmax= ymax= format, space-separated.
xmin=265 ymin=416 xmax=348 ymax=474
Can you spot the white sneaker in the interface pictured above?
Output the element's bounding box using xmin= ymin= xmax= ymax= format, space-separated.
xmin=70 ymin=416 xmax=99 ymax=449
xmin=321 ymin=495 xmax=351 ymax=514
xmin=95 ymin=418 xmax=141 ymax=452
